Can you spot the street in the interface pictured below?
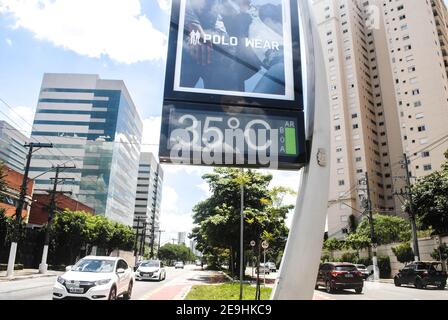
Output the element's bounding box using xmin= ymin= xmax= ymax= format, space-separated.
xmin=0 ymin=265 xmax=210 ymax=300
xmin=314 ymin=281 xmax=448 ymax=300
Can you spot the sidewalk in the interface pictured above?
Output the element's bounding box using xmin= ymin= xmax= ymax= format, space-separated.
xmin=0 ymin=269 xmax=62 ymax=282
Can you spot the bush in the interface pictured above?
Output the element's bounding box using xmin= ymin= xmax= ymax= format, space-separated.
xmin=340 ymin=252 xmax=359 ymax=263
xmin=392 ymin=243 xmax=414 ymax=264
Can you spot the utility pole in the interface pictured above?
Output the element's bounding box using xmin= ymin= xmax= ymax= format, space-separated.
xmin=6 ymin=142 xmax=53 ymax=278
xmin=239 ymin=169 xmax=245 ymax=301
xmin=149 ymin=211 xmax=157 ymax=259
xmin=157 ymin=230 xmax=165 ymax=259
xmin=139 ymin=221 xmax=148 ymax=258
xmin=134 ymin=217 xmax=142 ymax=266
xmin=39 ymin=165 xmax=75 ymax=273
xmin=364 ymin=173 xmax=379 ymax=281
xmin=402 ymin=153 xmax=420 ymax=261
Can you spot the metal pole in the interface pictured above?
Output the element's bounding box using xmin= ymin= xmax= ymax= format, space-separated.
xmin=256 ymin=240 xmax=261 ymax=300
xmin=239 ymin=169 xmax=244 ymax=301
xmin=403 ymin=153 xmax=420 ymax=261
xmin=157 ymin=230 xmax=164 ymax=259
xmin=365 ymin=173 xmax=379 ymax=281
xmin=139 ymin=221 xmax=147 ymax=257
xmin=134 ymin=217 xmax=141 ymax=266
xmin=263 ymin=249 xmax=266 ymax=286
xmin=271 ymin=0 xmax=331 ymax=300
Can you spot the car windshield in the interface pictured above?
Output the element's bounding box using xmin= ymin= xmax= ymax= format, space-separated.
xmin=335 ymin=265 xmax=356 ymax=271
xmin=72 ymin=259 xmax=115 ymax=273
xmin=140 ymin=261 xmax=159 ymax=268
xmin=356 ymin=265 xmax=366 ymax=269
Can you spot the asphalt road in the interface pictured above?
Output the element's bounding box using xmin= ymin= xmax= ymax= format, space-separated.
xmin=314 ymin=281 xmax=448 ymax=300
xmin=0 ymin=266 xmax=195 ymax=300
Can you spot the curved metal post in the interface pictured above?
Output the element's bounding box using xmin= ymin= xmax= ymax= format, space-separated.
xmin=271 ymin=0 xmax=331 ymax=300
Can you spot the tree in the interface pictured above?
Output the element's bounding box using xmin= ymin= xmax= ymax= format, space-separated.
xmin=343 ymin=233 xmax=371 ymax=255
xmin=323 ymin=238 xmax=343 ymax=260
xmin=49 ymin=210 xmax=136 ymax=265
xmin=392 ymin=243 xmax=414 ymax=264
xmin=158 ymin=243 xmax=196 ymax=265
xmin=190 ymin=168 xmax=290 ymax=278
xmin=410 ymin=169 xmax=448 ymax=235
xmin=356 ymin=214 xmax=411 ymax=245
xmin=431 ymin=243 xmax=448 ymax=271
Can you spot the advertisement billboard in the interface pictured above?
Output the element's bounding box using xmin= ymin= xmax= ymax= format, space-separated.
xmin=160 ymin=0 xmax=307 ymax=170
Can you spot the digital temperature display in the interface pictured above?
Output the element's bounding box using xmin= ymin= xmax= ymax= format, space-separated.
xmin=159 ymin=103 xmax=306 ymax=170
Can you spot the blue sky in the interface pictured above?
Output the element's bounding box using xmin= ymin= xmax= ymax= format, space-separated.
xmin=0 ymin=0 xmax=300 ymax=245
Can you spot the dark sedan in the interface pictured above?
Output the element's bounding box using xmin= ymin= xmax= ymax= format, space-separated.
xmin=394 ymin=262 xmax=447 ymax=290
xmin=316 ymin=262 xmax=364 ymax=294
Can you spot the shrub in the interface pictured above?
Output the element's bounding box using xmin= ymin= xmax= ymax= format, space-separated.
xmin=392 ymin=243 xmax=414 ymax=264
xmin=340 ymin=252 xmax=359 ymax=263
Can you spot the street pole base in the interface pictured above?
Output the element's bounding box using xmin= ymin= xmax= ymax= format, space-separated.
xmin=39 ymin=263 xmax=48 ymax=274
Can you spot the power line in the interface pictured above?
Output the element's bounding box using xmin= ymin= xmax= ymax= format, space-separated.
xmin=0 ymin=98 xmax=77 ymax=167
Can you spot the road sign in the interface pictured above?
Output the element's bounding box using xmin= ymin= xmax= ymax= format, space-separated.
xmin=159 ymin=0 xmax=307 ymax=170
xmin=262 ymin=241 xmax=269 ymax=249
xmin=250 ymin=240 xmax=256 ymax=247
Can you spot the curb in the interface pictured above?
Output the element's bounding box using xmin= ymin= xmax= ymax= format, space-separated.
xmin=0 ymin=273 xmax=61 ymax=282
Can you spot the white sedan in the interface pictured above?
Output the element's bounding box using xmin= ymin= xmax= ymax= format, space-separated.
xmin=53 ymin=256 xmax=134 ymax=300
xmin=135 ymin=260 xmax=166 ymax=281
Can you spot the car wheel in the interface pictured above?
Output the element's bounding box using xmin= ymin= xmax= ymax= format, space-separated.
xmin=325 ymin=281 xmax=334 ymax=294
xmin=414 ymin=277 xmax=424 ymax=289
xmin=108 ymin=286 xmax=117 ymax=300
xmin=123 ymin=281 xmax=133 ymax=300
xmin=355 ymin=288 xmax=363 ymax=294
xmin=394 ymin=277 xmax=401 ymax=287
xmin=438 ymin=282 xmax=446 ymax=290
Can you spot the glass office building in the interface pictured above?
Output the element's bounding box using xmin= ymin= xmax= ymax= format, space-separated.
xmin=30 ymin=73 xmax=143 ymax=226
xmin=0 ymin=120 xmax=28 ymax=173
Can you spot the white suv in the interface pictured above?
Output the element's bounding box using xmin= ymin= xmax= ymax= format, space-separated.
xmin=53 ymin=256 xmax=134 ymax=300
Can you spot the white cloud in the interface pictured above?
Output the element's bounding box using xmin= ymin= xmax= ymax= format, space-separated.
xmin=159 ymin=185 xmax=193 ymax=234
xmin=157 ymin=0 xmax=172 ymax=12
xmin=5 ymin=38 xmax=12 ymax=46
xmin=141 ymin=116 xmax=161 ymax=156
xmin=197 ymin=181 xmax=211 ymax=199
xmin=0 ymin=0 xmax=167 ymax=64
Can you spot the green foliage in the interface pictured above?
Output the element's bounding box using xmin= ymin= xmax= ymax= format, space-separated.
xmin=339 ymin=251 xmax=359 ymax=263
xmin=431 ymin=243 xmax=448 ymax=261
xmin=186 ymin=283 xmax=272 ymax=300
xmin=190 ymin=168 xmax=290 ymax=277
xmin=323 ymin=238 xmax=343 ymax=252
xmin=356 ymin=214 xmax=411 ymax=245
xmin=158 ymin=243 xmax=196 ymax=265
xmin=392 ymin=243 xmax=415 ymax=264
xmin=343 ymin=233 xmax=371 ymax=253
xmin=410 ymin=168 xmax=448 ymax=235
xmin=49 ymin=210 xmax=136 ymax=265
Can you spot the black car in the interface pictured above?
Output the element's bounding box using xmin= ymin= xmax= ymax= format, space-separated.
xmin=316 ymin=262 xmax=364 ymax=294
xmin=394 ymin=262 xmax=447 ymax=290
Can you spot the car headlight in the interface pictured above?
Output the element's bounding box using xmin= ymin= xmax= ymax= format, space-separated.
xmin=57 ymin=276 xmax=65 ymax=285
xmin=95 ymin=279 xmax=111 ymax=286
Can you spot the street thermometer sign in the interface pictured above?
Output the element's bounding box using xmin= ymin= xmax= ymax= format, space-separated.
xmin=159 ymin=0 xmax=307 ymax=170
